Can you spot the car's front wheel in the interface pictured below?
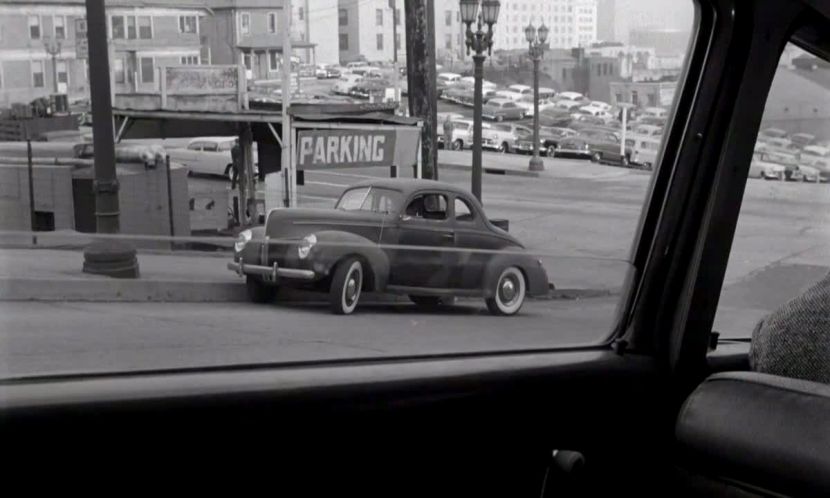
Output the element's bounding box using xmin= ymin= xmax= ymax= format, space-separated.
xmin=498 ymin=142 xmax=510 ymax=153
xmin=246 ymin=276 xmax=277 ymax=303
xmin=546 ymin=145 xmax=557 ymax=158
xmin=452 ymin=139 xmax=464 ymax=150
xmin=485 ymin=267 xmax=527 ymax=316
xmin=330 ymin=257 xmax=363 ymax=315
xmin=592 ymin=152 xmax=602 ymax=163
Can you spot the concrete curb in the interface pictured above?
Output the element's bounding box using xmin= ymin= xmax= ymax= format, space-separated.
xmin=0 ymin=277 xmax=248 ymax=302
xmin=439 ymin=162 xmax=541 ymax=178
xmin=0 ymin=277 xmax=616 ymax=303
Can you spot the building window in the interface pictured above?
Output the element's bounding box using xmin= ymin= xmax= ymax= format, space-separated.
xmin=339 ymin=9 xmax=348 ymax=26
xmin=395 ymin=33 xmax=401 ymax=51
xmin=269 ymin=51 xmax=279 ymax=71
xmin=200 ymin=45 xmax=211 ymax=65
xmin=140 ymin=57 xmax=154 ymax=84
xmin=31 ymin=60 xmax=45 ymax=87
xmin=28 ymin=15 xmax=40 ymax=39
xmin=562 ymin=68 xmax=567 ymax=80
xmin=56 ymin=60 xmax=68 ymax=84
xmin=242 ymin=53 xmax=252 ymax=70
xmin=137 ymin=16 xmax=152 ymax=39
xmin=616 ymin=92 xmax=623 ymax=103
xmin=111 ymin=16 xmax=125 ymax=39
xmin=268 ymin=12 xmax=277 ymax=33
xmin=54 ymin=16 xmax=66 ymax=39
xmin=127 ymin=16 xmax=137 ymax=39
xmin=339 ymin=33 xmax=348 ymax=50
xmin=114 ymin=58 xmax=125 ymax=84
xmin=180 ymin=55 xmax=199 ymax=65
xmin=445 ymin=34 xmax=452 ymax=50
xmin=298 ymin=7 xmax=304 ymax=20
xmin=376 ymin=9 xmax=383 ymax=26
xmin=376 ymin=33 xmax=383 ymax=50
xmin=240 ymin=12 xmax=251 ymax=34
xmin=445 ymin=10 xmax=452 ymax=26
xmin=179 ymin=15 xmax=197 ymax=34
xmin=631 ymin=90 xmax=639 ymax=106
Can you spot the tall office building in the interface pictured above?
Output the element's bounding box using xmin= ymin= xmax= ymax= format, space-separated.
xmin=490 ymin=0 xmax=597 ymax=50
xmin=596 ymin=0 xmax=615 ymax=42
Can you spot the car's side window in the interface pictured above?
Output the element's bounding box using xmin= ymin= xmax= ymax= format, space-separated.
xmin=454 ymin=197 xmax=475 ymax=223
xmin=404 ymin=193 xmax=448 ymax=221
xmin=187 ymin=142 xmax=203 ymax=151
xmin=202 ymin=143 xmax=219 ymax=152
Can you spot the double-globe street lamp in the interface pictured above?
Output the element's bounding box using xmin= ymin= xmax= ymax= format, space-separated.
xmin=524 ymin=22 xmax=548 ymax=172
xmin=460 ymin=0 xmax=500 ymax=203
xmin=43 ymin=37 xmax=63 ymax=94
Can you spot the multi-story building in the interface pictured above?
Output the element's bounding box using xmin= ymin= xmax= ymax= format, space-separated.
xmin=434 ymin=3 xmax=465 ymax=64
xmin=337 ymin=0 xmax=406 ymax=64
xmin=595 ymin=0 xmax=615 ymax=42
xmin=0 ymin=0 xmax=207 ymax=106
xmin=574 ymin=0 xmax=597 ymax=47
xmin=202 ymin=0 xmax=339 ymax=83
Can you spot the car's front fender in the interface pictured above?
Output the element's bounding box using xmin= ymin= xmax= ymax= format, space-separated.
xmin=303 ymin=231 xmax=390 ymax=291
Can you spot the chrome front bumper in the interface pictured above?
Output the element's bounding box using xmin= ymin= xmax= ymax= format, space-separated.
xmin=227 ymin=261 xmax=316 ymax=281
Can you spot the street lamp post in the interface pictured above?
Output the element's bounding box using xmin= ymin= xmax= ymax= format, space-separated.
xmin=43 ymin=37 xmax=62 ymax=94
xmin=524 ymin=22 xmax=548 ymax=172
xmin=460 ymin=0 xmax=500 ymax=203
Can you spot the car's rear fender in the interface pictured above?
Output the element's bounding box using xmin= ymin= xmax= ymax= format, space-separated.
xmin=481 ymin=253 xmax=550 ymax=298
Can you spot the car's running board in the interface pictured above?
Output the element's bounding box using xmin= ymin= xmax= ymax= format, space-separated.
xmin=385 ymin=286 xmax=483 ymax=297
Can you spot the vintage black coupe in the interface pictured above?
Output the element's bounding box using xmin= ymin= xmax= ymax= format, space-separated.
xmin=229 ymin=179 xmax=549 ymax=315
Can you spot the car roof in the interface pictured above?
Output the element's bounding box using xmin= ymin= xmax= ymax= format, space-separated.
xmin=486 ymin=98 xmax=512 ymax=104
xmin=188 ymin=136 xmax=235 ymax=144
xmin=347 ymin=178 xmax=475 ymax=198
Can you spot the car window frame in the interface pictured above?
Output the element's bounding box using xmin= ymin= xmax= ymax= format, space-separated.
xmin=402 ymin=191 xmax=451 ymax=224
xmin=451 ymin=195 xmax=477 ymax=225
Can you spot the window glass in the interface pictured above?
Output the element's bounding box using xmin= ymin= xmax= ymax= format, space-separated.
xmin=714 ymin=42 xmax=830 ymax=339
xmin=0 ymin=0 xmax=696 ymax=376
xmin=454 ymin=198 xmax=474 ymax=222
xmin=54 ymin=16 xmax=65 ymax=39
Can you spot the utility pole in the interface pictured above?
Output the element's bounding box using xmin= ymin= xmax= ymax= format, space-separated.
xmin=404 ymin=0 xmax=438 ymax=180
xmin=390 ymin=0 xmax=401 ymax=112
xmin=282 ymin=0 xmax=295 ymax=207
xmin=82 ymin=0 xmax=139 ymax=278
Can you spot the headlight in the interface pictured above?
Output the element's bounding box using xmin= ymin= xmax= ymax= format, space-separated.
xmin=298 ymin=234 xmax=317 ymax=259
xmin=234 ymin=229 xmax=252 ymax=252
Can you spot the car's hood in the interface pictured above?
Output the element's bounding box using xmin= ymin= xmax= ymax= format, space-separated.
xmin=265 ymin=208 xmax=386 ymax=238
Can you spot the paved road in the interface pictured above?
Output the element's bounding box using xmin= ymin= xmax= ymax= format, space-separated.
xmin=0 ymin=297 xmax=619 ymax=377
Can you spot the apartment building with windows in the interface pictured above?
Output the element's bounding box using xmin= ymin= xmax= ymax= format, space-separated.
xmin=337 ymin=0 xmax=406 ymax=64
xmin=0 ymin=0 xmax=207 ymax=106
xmin=492 ymin=0 xmax=597 ymax=51
xmin=202 ymin=0 xmax=339 ymax=82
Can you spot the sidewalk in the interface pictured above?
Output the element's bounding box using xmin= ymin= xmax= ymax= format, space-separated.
xmin=438 ymin=149 xmax=642 ymax=180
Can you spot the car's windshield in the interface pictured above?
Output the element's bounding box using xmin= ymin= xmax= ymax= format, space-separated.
xmin=335 ymin=187 xmax=401 ymax=214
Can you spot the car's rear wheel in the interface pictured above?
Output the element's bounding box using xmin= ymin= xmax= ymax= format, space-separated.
xmin=498 ymin=142 xmax=510 ymax=153
xmin=496 ymin=115 xmax=504 ymax=122
xmin=225 ymin=164 xmax=235 ymax=182
xmin=621 ymin=155 xmax=630 ymax=167
xmin=452 ymin=139 xmax=464 ymax=150
xmin=246 ymin=276 xmax=277 ymax=303
xmin=546 ymin=145 xmax=557 ymax=158
xmin=592 ymin=152 xmax=602 ymax=163
xmin=486 ymin=267 xmax=527 ymax=316
xmin=330 ymin=258 xmax=363 ymax=315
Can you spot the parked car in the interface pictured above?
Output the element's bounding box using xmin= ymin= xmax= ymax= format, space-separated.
xmin=757 ymin=137 xmax=800 ymax=154
xmin=799 ymin=145 xmax=830 ymax=166
xmin=492 ymin=89 xmax=524 ymax=102
xmin=438 ymin=117 xmax=484 ymax=150
xmin=350 ymin=79 xmax=390 ymax=99
xmin=315 ymin=64 xmax=342 ymax=79
xmin=557 ymin=128 xmax=632 ymax=165
xmin=557 ymin=91 xmax=585 ymax=101
xmin=73 ymin=142 xmax=166 ymax=169
xmin=481 ymin=98 xmax=526 ymax=121
xmin=437 ymin=72 xmax=462 ymax=86
xmin=515 ymin=95 xmax=555 ymax=116
xmin=229 ymin=179 xmax=549 ymax=315
xmin=441 ymin=82 xmax=473 ymax=104
xmin=797 ymin=157 xmax=830 ymax=182
xmin=538 ymin=108 xmax=574 ymax=127
xmin=168 ymin=137 xmax=257 ymax=179
xmin=790 ymin=132 xmax=816 ymax=149
xmin=482 ymin=123 xmax=532 ymax=153
xmin=756 ymin=149 xmax=800 ymax=180
xmin=757 ymin=127 xmax=788 ymax=141
xmin=748 ymin=151 xmax=788 ymax=179
xmin=516 ymin=127 xmax=578 ymax=156
xmin=333 ymin=74 xmax=363 ymax=95
xmin=537 ymin=87 xmax=557 ymax=100
xmin=629 ymin=136 xmax=662 ymax=169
